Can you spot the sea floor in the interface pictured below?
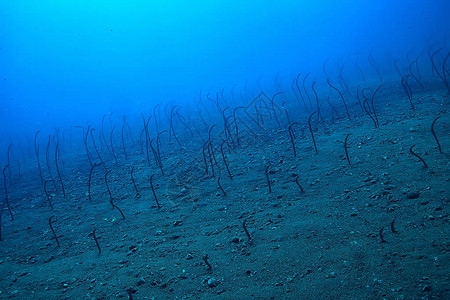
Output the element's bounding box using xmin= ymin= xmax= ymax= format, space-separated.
xmin=0 ymin=84 xmax=449 ymax=299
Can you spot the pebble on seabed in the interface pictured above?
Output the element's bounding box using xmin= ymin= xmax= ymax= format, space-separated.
xmin=207 ymin=277 xmax=219 ymax=287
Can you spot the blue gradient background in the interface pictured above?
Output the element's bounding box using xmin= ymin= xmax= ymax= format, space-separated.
xmin=0 ymin=0 xmax=449 ymax=141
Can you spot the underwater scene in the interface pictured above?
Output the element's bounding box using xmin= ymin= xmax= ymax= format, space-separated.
xmin=0 ymin=0 xmax=449 ymax=299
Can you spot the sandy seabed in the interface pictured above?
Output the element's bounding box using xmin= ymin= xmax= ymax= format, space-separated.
xmin=0 ymin=83 xmax=449 ymax=299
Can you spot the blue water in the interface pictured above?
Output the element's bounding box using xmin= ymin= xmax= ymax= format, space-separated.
xmin=0 ymin=1 xmax=449 ymax=298
xmin=1 ymin=0 xmax=448 ymax=145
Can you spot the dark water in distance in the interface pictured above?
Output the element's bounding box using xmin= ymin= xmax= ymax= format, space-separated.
xmin=0 ymin=0 xmax=449 ymax=154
